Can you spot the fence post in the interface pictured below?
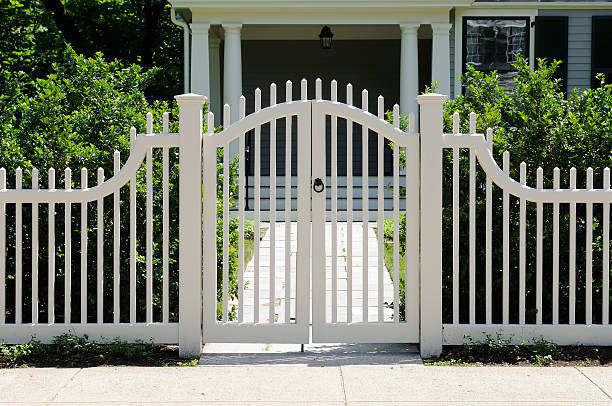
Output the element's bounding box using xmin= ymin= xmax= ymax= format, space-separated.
xmin=417 ymin=93 xmax=447 ymax=358
xmin=175 ymin=93 xmax=205 ymax=358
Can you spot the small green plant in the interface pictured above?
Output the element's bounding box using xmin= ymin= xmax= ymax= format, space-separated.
xmin=177 ymin=359 xmax=199 ymax=367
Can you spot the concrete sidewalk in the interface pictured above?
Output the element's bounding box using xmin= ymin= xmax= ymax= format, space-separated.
xmin=1 ymin=360 xmax=611 ymax=404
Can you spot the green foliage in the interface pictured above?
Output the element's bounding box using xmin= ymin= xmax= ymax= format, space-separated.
xmin=0 ymin=334 xmax=190 ymax=367
xmin=387 ymin=57 xmax=612 ymax=324
xmin=425 ymin=334 xmax=559 ymax=366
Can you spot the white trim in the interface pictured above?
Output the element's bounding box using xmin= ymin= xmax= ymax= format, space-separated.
xmin=444 ymin=324 xmax=612 ymax=346
xmin=0 ymin=323 xmax=179 ymax=344
xmin=473 ymin=2 xmax=612 ymax=10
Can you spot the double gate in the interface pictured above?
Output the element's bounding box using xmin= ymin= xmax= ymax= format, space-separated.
xmin=202 ymin=79 xmax=420 ymax=344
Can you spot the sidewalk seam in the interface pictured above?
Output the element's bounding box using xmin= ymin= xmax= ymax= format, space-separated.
xmin=575 ymin=366 xmax=612 ymax=400
xmin=48 ymin=368 xmax=82 ymax=403
xmin=339 ymin=366 xmax=348 ymax=405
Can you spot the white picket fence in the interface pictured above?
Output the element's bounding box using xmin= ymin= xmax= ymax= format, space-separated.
xmin=0 ymin=82 xmax=611 ymax=359
xmin=441 ymin=111 xmax=612 ymax=348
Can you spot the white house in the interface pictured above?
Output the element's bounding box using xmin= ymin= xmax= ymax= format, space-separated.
xmin=169 ymin=0 xmax=612 ymax=210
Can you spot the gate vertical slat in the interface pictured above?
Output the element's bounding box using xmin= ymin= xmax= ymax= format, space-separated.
xmin=361 ymin=89 xmax=369 ymax=323
xmin=452 ymin=112 xmax=460 ymax=325
xmin=270 ymin=84 xmax=277 ymax=324
xmin=331 ymin=81 xmax=338 ymax=324
xmin=238 ymin=96 xmax=246 ymax=323
xmin=284 ymin=83 xmax=292 ymax=323
xmin=254 ymin=88 xmax=261 ymax=324
xmin=346 ymin=84 xmax=354 ymax=323
xmin=296 ymin=80 xmax=311 ymax=338
xmin=392 ymin=105 xmax=400 ymax=323
xmin=222 ymin=105 xmax=230 ymax=322
xmin=312 ymin=90 xmax=326 ymax=331
xmin=376 ymin=96 xmax=384 ymax=323
xmin=604 ymin=168 xmax=610 ymax=324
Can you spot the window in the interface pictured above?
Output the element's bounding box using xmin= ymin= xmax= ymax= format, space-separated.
xmin=592 ymin=16 xmax=612 ymax=88
xmin=462 ymin=17 xmax=530 ymax=91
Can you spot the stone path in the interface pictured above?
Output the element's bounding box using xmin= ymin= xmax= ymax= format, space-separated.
xmin=237 ymin=222 xmax=395 ymax=324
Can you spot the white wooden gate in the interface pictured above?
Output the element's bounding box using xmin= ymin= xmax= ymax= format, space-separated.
xmin=201 ymin=79 xmax=420 ymax=344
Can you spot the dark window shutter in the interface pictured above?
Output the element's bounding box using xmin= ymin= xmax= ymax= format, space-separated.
xmin=592 ymin=16 xmax=612 ymax=88
xmin=535 ymin=16 xmax=568 ymax=95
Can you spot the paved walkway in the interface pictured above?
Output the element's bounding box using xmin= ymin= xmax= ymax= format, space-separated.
xmin=238 ymin=222 xmax=395 ymax=324
xmin=1 ymin=362 xmax=611 ymax=404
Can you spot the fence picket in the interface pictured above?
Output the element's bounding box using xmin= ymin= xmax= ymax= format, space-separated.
xmin=553 ymin=168 xmax=560 ymax=324
xmin=586 ymin=167 xmax=593 ymax=325
xmin=570 ymin=167 xmax=577 ymax=324
xmin=0 ymin=168 xmax=5 ymax=324
xmin=468 ymin=113 xmax=476 ymax=324
xmin=502 ymin=151 xmax=510 ymax=324
xmin=97 ymin=167 xmax=104 ymax=324
xmin=15 ymin=168 xmax=22 ymax=324
xmin=239 ymin=95 xmax=246 ymax=323
xmin=536 ymin=167 xmax=543 ymax=325
xmin=81 ymin=168 xmax=88 ymax=324
xmin=485 ymin=129 xmax=492 ymax=324
xmin=32 ymin=168 xmax=39 ymax=324
xmin=146 ymin=114 xmax=153 ymax=324
xmin=64 ymin=168 xmax=71 ymax=323
xmin=162 ymin=113 xmax=170 ymax=324
xmin=113 ymin=151 xmax=120 ymax=323
xmin=129 ymin=127 xmax=137 ymax=324
xmin=48 ymin=169 xmax=55 ymax=324
xmin=519 ymin=162 xmax=526 ymax=325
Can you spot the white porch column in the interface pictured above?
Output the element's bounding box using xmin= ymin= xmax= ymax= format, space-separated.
xmin=190 ymin=23 xmax=211 ymax=99
xmin=400 ymin=23 xmax=420 ymax=126
xmin=223 ymin=24 xmax=242 ymax=124
xmin=431 ymin=23 xmax=452 ymax=97
xmin=209 ymin=37 xmax=222 ymax=119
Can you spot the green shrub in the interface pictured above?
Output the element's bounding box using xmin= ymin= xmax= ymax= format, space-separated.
xmin=388 ymin=57 xmax=612 ymax=324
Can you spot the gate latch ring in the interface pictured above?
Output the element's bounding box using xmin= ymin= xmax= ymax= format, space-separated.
xmin=313 ymin=178 xmax=325 ymax=193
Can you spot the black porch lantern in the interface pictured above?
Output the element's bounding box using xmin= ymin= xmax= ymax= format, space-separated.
xmin=319 ymin=25 xmax=334 ymax=49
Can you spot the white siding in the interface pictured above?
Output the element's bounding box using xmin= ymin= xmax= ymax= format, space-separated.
xmin=539 ymin=9 xmax=612 ymax=92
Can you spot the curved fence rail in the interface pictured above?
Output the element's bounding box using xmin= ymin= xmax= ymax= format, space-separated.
xmin=0 ymin=111 xmax=181 ymax=345
xmin=441 ymin=111 xmax=612 ymax=345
